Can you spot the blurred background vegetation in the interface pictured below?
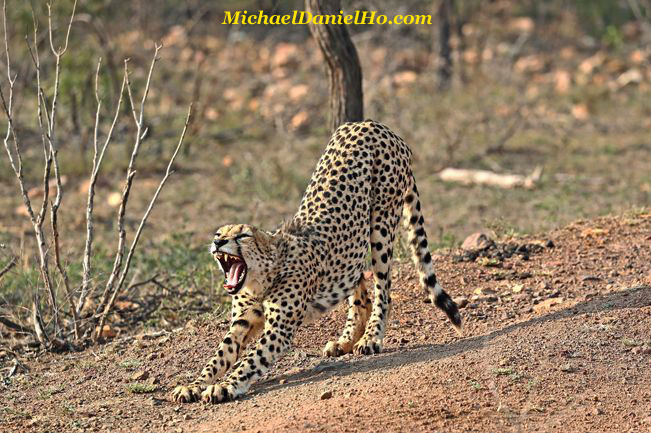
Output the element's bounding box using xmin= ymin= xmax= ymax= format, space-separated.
xmin=0 ymin=0 xmax=649 ymax=336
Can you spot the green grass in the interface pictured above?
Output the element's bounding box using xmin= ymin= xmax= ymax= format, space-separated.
xmin=126 ymin=383 xmax=158 ymax=394
xmin=118 ymin=359 xmax=141 ymax=370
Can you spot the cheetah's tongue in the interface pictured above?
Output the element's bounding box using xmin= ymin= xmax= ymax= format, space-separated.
xmin=225 ymin=262 xmax=245 ymax=289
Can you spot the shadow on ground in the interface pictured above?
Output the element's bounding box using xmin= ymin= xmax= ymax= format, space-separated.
xmin=252 ymin=285 xmax=651 ymax=396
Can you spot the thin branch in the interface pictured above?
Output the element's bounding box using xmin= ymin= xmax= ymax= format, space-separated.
xmin=47 ymin=0 xmax=77 ymax=56
xmin=95 ymin=104 xmax=192 ymax=339
xmin=2 ymin=1 xmax=59 ymax=336
xmin=0 ymin=257 xmax=16 ymax=280
xmin=0 ymin=315 xmax=32 ymax=335
xmin=76 ymin=61 xmax=127 ymax=316
xmin=95 ymin=48 xmax=161 ymax=320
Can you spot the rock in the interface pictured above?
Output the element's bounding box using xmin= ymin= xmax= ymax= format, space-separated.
xmin=559 ymin=363 xmax=576 ymax=373
xmin=474 ymin=288 xmax=497 ymax=296
xmin=131 ymin=371 xmax=149 ymax=381
xmin=146 ymin=352 xmax=158 ymax=361
xmin=511 ymin=284 xmax=524 ymax=293
xmin=591 ymin=407 xmax=603 ymax=416
xmin=461 ymin=232 xmax=493 ymax=251
xmin=453 ymin=297 xmax=469 ymax=309
xmin=320 ymin=390 xmax=333 ymax=400
xmin=533 ymin=297 xmax=564 ymax=313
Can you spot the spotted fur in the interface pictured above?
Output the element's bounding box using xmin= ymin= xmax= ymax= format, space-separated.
xmin=171 ymin=120 xmax=461 ymax=404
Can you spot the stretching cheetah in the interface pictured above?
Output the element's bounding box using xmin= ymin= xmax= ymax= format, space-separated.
xmin=172 ymin=120 xmax=461 ymax=403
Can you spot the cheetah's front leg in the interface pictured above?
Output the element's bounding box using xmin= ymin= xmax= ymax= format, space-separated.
xmin=171 ymin=302 xmax=263 ymax=403
xmin=324 ymin=278 xmax=371 ymax=357
xmin=201 ymin=298 xmax=300 ymax=403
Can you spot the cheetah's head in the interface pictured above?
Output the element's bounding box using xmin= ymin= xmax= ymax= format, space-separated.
xmin=211 ymin=224 xmax=275 ymax=296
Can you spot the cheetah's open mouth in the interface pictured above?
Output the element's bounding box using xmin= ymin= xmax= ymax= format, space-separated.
xmin=214 ymin=252 xmax=247 ymax=294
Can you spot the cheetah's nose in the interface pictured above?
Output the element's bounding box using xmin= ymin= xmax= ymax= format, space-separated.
xmin=214 ymin=239 xmax=228 ymax=248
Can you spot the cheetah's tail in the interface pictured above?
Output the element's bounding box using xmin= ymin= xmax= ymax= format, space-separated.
xmin=402 ymin=175 xmax=462 ymax=331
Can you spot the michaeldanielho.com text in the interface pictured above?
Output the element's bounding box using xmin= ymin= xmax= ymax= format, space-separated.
xmin=222 ymin=10 xmax=433 ymax=26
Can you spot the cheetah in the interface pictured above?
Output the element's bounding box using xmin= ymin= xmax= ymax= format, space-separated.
xmin=171 ymin=120 xmax=461 ymax=404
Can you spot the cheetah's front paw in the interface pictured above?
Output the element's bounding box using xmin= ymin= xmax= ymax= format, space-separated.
xmin=323 ymin=340 xmax=354 ymax=357
xmin=201 ymin=383 xmax=238 ymax=404
xmin=171 ymin=385 xmax=204 ymax=403
xmin=353 ymin=336 xmax=383 ymax=355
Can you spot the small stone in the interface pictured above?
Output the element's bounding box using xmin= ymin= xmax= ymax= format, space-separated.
xmin=461 ymin=232 xmax=493 ymax=251
xmin=538 ymin=282 xmax=552 ymax=291
xmin=279 ymin=379 xmax=286 ymax=384
xmin=591 ymin=408 xmax=603 ymax=416
xmin=183 ymin=414 xmax=191 ymax=421
xmin=131 ymin=371 xmax=149 ymax=381
xmin=320 ymin=390 xmax=333 ymax=400
xmin=146 ymin=352 xmax=158 ymax=361
xmin=559 ymin=363 xmax=576 ymax=373
xmin=453 ymin=297 xmax=469 ymax=308
xmin=533 ymin=297 xmax=564 ymax=313
xmin=511 ymin=284 xmax=524 ymax=293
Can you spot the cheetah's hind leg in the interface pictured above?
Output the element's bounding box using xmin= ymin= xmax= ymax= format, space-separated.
xmin=323 ymin=277 xmax=371 ymax=357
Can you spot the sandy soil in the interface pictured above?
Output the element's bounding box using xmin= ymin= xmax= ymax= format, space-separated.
xmin=1 ymin=213 xmax=650 ymax=433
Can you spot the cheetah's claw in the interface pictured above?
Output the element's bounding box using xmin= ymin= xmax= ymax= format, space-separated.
xmin=171 ymin=385 xmax=203 ymax=403
xmin=201 ymin=383 xmax=236 ymax=404
xmin=353 ymin=337 xmax=383 ymax=355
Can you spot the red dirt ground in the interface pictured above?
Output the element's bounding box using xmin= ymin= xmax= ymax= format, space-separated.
xmin=2 ymin=213 xmax=650 ymax=432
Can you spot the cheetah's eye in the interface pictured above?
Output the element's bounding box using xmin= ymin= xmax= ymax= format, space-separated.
xmin=236 ymin=233 xmax=252 ymax=240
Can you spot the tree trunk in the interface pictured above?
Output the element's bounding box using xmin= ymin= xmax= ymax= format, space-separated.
xmin=305 ymin=0 xmax=364 ymax=131
xmin=438 ymin=0 xmax=453 ymax=89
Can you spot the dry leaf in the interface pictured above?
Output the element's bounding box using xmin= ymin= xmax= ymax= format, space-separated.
xmin=107 ymin=192 xmax=122 ymax=208
xmin=289 ymin=111 xmax=309 ymax=131
xmin=115 ymin=301 xmax=139 ymax=311
xmin=288 ymin=84 xmax=309 ymax=103
xmin=393 ymin=71 xmax=418 ymax=86
xmin=616 ymin=69 xmax=643 ymax=88
xmin=96 ymin=324 xmax=117 ymax=339
xmin=571 ymin=103 xmax=589 ymax=121
xmin=509 ymin=17 xmax=535 ymax=33
xmin=554 ymin=70 xmax=571 ymax=94
xmin=580 ymin=228 xmax=609 ymax=238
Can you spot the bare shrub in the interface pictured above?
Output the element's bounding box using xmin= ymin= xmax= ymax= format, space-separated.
xmin=0 ymin=1 xmax=192 ymax=348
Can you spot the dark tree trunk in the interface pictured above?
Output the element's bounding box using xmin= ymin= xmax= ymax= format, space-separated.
xmin=305 ymin=0 xmax=364 ymax=131
xmin=438 ymin=0 xmax=453 ymax=89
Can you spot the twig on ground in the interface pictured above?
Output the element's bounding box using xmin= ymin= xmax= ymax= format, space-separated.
xmin=0 ymin=315 xmax=32 ymax=335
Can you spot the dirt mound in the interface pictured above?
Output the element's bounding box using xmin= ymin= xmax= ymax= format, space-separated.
xmin=1 ymin=213 xmax=650 ymax=432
